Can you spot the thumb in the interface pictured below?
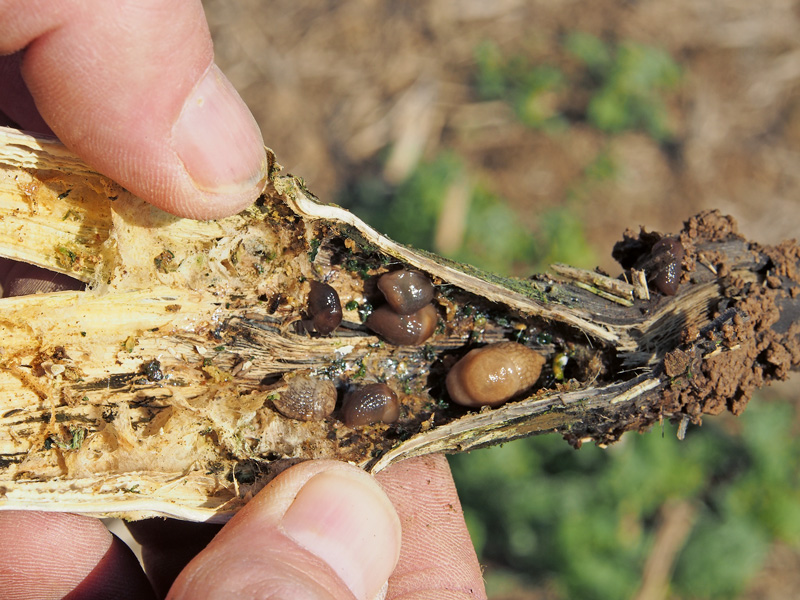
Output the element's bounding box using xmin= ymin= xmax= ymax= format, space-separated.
xmin=0 ymin=0 xmax=267 ymax=219
xmin=168 ymin=461 xmax=402 ymax=600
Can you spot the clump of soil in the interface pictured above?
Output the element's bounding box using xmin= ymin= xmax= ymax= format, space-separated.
xmin=630 ymin=211 xmax=800 ymax=424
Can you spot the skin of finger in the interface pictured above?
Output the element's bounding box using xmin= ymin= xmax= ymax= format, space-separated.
xmin=0 ymin=0 xmax=262 ymax=219
xmin=167 ymin=460 xmax=400 ymax=600
xmin=0 ymin=258 xmax=13 ymax=285
xmin=375 ymin=455 xmax=488 ymax=600
xmin=0 ymin=53 xmax=52 ymax=133
xmin=125 ymin=518 xmax=223 ymax=599
xmin=1 ymin=261 xmax=84 ymax=297
xmin=0 ymin=511 xmax=154 ymax=600
xmin=62 ymin=536 xmax=157 ymax=600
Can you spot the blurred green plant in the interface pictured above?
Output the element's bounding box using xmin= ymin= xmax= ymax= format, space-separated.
xmin=343 ymin=153 xmax=460 ymax=252
xmin=535 ymin=206 xmax=595 ymax=270
xmin=450 ymin=398 xmax=800 ymax=599
xmin=474 ymin=41 xmax=567 ymax=132
xmin=570 ymin=35 xmax=682 ymax=141
xmin=475 ymin=33 xmax=682 ymax=142
xmin=342 ymin=152 xmax=594 ymax=275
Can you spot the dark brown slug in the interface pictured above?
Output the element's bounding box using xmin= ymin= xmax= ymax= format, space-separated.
xmin=633 ymin=236 xmax=684 ymax=296
xmin=342 ymin=383 xmax=400 ymax=427
xmin=446 ymin=342 xmax=545 ymax=408
xmin=649 ymin=237 xmax=684 ymax=296
xmin=365 ymin=303 xmax=438 ymax=346
xmin=307 ymin=281 xmax=342 ymax=335
xmin=377 ymin=269 xmax=435 ymax=315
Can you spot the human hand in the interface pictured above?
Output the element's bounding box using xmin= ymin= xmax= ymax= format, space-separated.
xmin=0 ymin=0 xmax=267 ymax=219
xmin=0 ymin=3 xmax=485 ymax=598
xmin=0 ymin=456 xmax=486 ymax=599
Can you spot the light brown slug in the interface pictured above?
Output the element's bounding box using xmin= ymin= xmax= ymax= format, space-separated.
xmin=273 ymin=375 xmax=338 ymax=421
xmin=446 ymin=342 xmax=545 ymax=408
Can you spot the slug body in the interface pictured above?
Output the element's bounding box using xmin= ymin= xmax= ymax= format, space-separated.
xmin=366 ymin=303 xmax=438 ymax=346
xmin=307 ymin=281 xmax=342 ymax=335
xmin=342 ymin=383 xmax=400 ymax=427
xmin=377 ymin=270 xmax=435 ymax=315
xmin=446 ymin=342 xmax=545 ymax=408
xmin=637 ymin=237 xmax=684 ymax=296
xmin=273 ymin=375 xmax=337 ymax=421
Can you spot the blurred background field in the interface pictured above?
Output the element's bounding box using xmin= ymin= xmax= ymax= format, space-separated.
xmin=203 ymin=1 xmax=800 ymax=597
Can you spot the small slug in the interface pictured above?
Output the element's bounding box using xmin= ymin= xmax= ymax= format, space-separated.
xmin=273 ymin=375 xmax=337 ymax=421
xmin=377 ymin=269 xmax=435 ymax=315
xmin=342 ymin=383 xmax=400 ymax=427
xmin=649 ymin=237 xmax=684 ymax=296
xmin=446 ymin=341 xmax=545 ymax=408
xmin=307 ymin=281 xmax=342 ymax=335
xmin=365 ymin=303 xmax=438 ymax=346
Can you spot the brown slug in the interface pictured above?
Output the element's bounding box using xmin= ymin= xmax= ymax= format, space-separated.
xmin=633 ymin=236 xmax=684 ymax=296
xmin=649 ymin=237 xmax=684 ymax=296
xmin=307 ymin=281 xmax=342 ymax=335
xmin=273 ymin=375 xmax=337 ymax=421
xmin=342 ymin=383 xmax=400 ymax=427
xmin=365 ymin=303 xmax=438 ymax=346
xmin=446 ymin=342 xmax=545 ymax=408
xmin=377 ymin=269 xmax=435 ymax=315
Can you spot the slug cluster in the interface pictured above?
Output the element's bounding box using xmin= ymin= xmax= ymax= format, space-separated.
xmin=366 ymin=269 xmax=438 ymax=346
xmin=446 ymin=341 xmax=545 ymax=408
xmin=306 ymin=281 xmax=342 ymax=335
xmin=284 ymin=269 xmax=543 ymax=429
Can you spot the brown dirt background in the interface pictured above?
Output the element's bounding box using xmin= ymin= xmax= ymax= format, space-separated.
xmin=206 ymin=0 xmax=800 ymax=264
xmin=203 ymin=1 xmax=800 ymax=597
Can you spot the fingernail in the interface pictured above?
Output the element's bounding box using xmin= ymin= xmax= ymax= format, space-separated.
xmin=173 ymin=64 xmax=266 ymax=198
xmin=281 ymin=469 xmax=401 ymax=600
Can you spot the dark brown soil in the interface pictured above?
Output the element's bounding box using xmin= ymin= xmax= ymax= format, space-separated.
xmin=633 ymin=211 xmax=800 ymax=422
